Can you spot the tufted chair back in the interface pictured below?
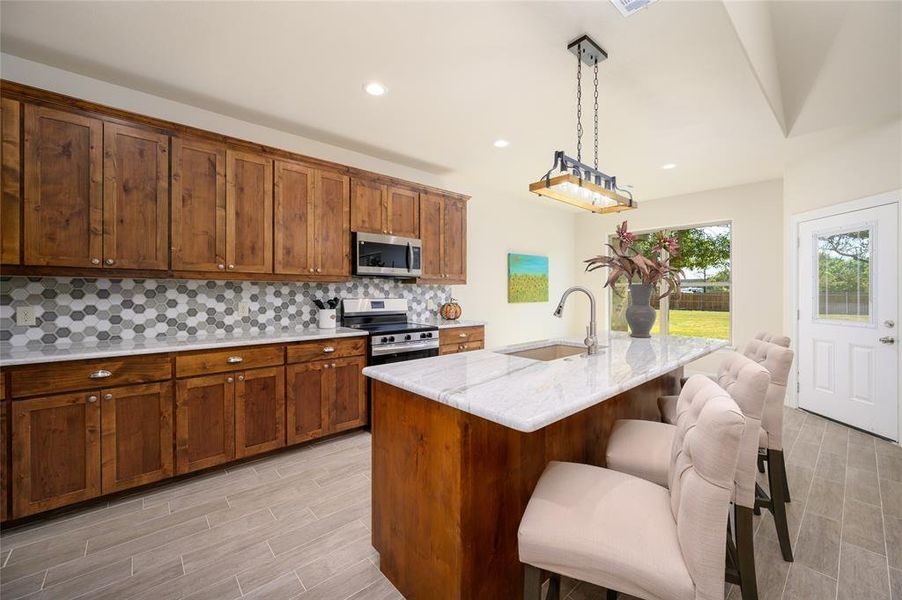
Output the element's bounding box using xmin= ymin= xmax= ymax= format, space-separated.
xmin=742 ymin=339 xmax=795 ymax=451
xmin=754 ymin=331 xmax=791 ymax=348
xmin=669 ymin=375 xmax=745 ymax=600
xmin=708 ymin=352 xmax=770 ymax=508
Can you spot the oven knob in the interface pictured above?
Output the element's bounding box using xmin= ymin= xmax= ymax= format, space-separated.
xmin=405 ymin=334 xmax=412 ymax=341
xmin=388 ymin=336 xmax=396 ymax=342
xmin=380 ymin=337 xmax=389 ymax=343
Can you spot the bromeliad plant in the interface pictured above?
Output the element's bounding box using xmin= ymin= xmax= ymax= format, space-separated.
xmin=584 ymin=221 xmax=683 ymax=300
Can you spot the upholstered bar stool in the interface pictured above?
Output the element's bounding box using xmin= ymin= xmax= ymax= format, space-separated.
xmin=519 ymin=376 xmax=745 ymax=600
xmin=605 ymin=352 xmax=769 ymax=600
xmin=753 ymin=331 xmax=791 ymax=348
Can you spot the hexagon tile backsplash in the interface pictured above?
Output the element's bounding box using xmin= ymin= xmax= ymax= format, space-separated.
xmin=0 ymin=277 xmax=451 ymax=348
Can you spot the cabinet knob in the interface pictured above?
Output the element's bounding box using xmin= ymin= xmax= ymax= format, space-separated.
xmin=228 ymin=264 xmax=235 ymax=270
xmin=226 ymin=356 xmax=244 ymax=364
xmin=316 ymin=268 xmax=322 ymax=273
xmin=217 ymin=264 xmax=225 ymax=270
xmin=226 ymin=377 xmax=234 ymax=383
xmin=91 ymin=257 xmax=101 ymax=265
xmin=103 ymin=393 xmax=113 ymax=400
xmin=309 ymin=268 xmax=314 ymax=273
xmin=87 ymin=395 xmax=98 ymax=403
xmin=331 ymin=363 xmax=336 ymax=368
xmin=105 ymin=258 xmax=115 ymax=265
xmin=389 ymin=230 xmax=393 ymax=234
xmin=89 ymin=369 xmax=112 ymax=379
xmin=238 ymin=375 xmax=245 ymax=381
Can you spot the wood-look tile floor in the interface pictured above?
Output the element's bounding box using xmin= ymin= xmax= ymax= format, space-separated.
xmin=0 ymin=407 xmax=900 ymax=600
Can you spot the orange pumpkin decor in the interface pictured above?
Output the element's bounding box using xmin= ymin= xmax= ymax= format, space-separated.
xmin=440 ymin=298 xmax=462 ymax=321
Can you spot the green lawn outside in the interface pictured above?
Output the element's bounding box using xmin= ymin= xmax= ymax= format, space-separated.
xmin=650 ymin=310 xmax=730 ymax=340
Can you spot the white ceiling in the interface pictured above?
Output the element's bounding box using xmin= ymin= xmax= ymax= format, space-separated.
xmin=1 ymin=1 xmax=899 ymax=205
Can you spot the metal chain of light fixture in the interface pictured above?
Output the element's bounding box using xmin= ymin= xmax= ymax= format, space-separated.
xmin=594 ymin=61 xmax=599 ymax=170
xmin=576 ymin=43 xmax=583 ymax=164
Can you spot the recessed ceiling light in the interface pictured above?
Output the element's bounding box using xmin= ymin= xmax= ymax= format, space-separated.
xmin=660 ymin=163 xmax=677 ymax=170
xmin=363 ymin=82 xmax=387 ymax=96
xmin=493 ymin=139 xmax=510 ymax=148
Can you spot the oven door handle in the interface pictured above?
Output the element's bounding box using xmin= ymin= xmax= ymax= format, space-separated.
xmin=371 ymin=340 xmax=440 ymax=356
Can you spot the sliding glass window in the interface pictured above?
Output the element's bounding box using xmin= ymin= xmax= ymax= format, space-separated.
xmin=609 ymin=223 xmax=732 ymax=341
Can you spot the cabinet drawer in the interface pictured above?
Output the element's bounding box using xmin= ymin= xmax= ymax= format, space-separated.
xmin=175 ymin=345 xmax=284 ymax=378
xmin=10 ymin=355 xmax=172 ymax=398
xmin=440 ymin=340 xmax=484 ymax=355
xmin=439 ymin=326 xmax=484 ymax=346
xmin=286 ymin=337 xmax=366 ymax=364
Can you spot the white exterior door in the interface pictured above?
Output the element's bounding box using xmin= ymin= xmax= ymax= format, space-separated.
xmin=798 ymin=202 xmax=898 ymax=440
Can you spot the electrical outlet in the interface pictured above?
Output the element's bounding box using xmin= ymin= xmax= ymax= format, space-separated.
xmin=427 ymin=299 xmax=438 ymax=311
xmin=237 ymin=301 xmax=251 ymax=318
xmin=16 ymin=306 xmax=36 ymax=326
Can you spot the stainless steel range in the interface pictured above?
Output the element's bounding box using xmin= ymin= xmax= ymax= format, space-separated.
xmin=341 ymin=298 xmax=439 ymax=365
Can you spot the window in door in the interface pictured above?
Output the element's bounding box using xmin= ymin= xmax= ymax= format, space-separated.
xmin=609 ymin=223 xmax=732 ymax=341
xmin=815 ymin=227 xmax=872 ymax=324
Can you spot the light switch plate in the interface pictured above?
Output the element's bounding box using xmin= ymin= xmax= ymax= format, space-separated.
xmin=237 ymin=301 xmax=250 ymax=318
xmin=17 ymin=306 xmax=36 ymax=326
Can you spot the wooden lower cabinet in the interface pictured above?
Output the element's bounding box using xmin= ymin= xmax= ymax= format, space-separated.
xmin=12 ymin=392 xmax=101 ymax=517
xmin=175 ymin=373 xmax=236 ymax=474
xmin=101 ymin=382 xmax=174 ymax=494
xmin=286 ymin=356 xmax=366 ymax=442
xmin=330 ymin=357 xmax=367 ymax=433
xmin=235 ymin=367 xmax=285 ymax=458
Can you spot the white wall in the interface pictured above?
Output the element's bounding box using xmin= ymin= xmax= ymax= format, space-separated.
xmin=574 ymin=179 xmax=785 ymax=374
xmin=1 ymin=54 xmax=581 ymax=347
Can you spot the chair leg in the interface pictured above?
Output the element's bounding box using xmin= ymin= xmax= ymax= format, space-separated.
xmin=735 ymin=505 xmax=759 ymax=600
xmin=547 ymin=572 xmax=561 ymax=600
xmin=606 ymin=589 xmax=619 ymax=600
xmin=774 ymin=449 xmax=791 ymax=503
xmin=757 ymin=451 xmax=766 ymax=474
xmin=523 ymin=564 xmax=542 ymax=600
xmin=767 ymin=449 xmax=794 ymax=562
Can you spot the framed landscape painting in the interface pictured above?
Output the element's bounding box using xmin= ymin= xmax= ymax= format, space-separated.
xmin=508 ymin=253 xmax=549 ymax=303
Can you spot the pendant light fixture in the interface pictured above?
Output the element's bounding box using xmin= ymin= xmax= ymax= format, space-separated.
xmin=529 ymin=35 xmax=637 ymax=214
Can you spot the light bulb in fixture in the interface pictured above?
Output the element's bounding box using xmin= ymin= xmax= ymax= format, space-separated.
xmin=363 ymin=82 xmax=387 ymax=96
xmin=660 ymin=163 xmax=677 ymax=170
xmin=493 ymin=139 xmax=510 ymax=148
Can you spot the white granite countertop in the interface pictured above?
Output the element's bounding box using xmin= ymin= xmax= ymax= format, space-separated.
xmin=0 ymin=327 xmax=368 ymax=367
xmin=421 ymin=318 xmax=486 ymax=329
xmin=363 ymin=332 xmax=727 ymax=433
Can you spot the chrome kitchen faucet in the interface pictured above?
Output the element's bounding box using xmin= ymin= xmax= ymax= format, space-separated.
xmin=553 ymin=286 xmax=598 ymax=355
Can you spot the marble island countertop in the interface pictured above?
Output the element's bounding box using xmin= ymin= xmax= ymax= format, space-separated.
xmin=420 ymin=318 xmax=486 ymax=329
xmin=363 ymin=333 xmax=728 ymax=433
xmin=0 ymin=326 xmax=368 ymax=367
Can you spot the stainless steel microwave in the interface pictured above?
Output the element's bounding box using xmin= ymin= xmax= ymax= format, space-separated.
xmin=353 ymin=232 xmax=423 ymax=278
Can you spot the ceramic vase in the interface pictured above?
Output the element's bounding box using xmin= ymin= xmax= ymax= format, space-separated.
xmin=625 ymin=283 xmax=657 ymax=338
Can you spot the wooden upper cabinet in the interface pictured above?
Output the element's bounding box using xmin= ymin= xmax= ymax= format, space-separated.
xmin=12 ymin=391 xmax=101 ymax=517
xmin=1 ymin=97 xmax=21 ymax=265
xmin=23 ymin=104 xmax=102 ymax=267
xmin=443 ymin=196 xmax=467 ymax=283
xmin=226 ymin=150 xmax=273 ymax=274
xmin=235 ymin=366 xmax=285 ymax=458
xmin=102 ymin=123 xmax=169 ymax=270
xmin=171 ymin=137 xmax=226 ymax=272
xmin=329 ymin=356 xmax=367 ymax=433
xmin=387 ymin=186 xmax=419 ymax=238
xmin=100 ymin=382 xmax=173 ymax=494
xmin=274 ymin=160 xmax=314 ymax=275
xmin=175 ymin=373 xmax=235 ymax=474
xmin=351 ymin=178 xmax=386 ymax=234
xmin=315 ymin=171 xmax=350 ymax=277
xmin=419 ymin=192 xmax=443 ymax=280
xmin=286 ymin=361 xmax=327 ymax=444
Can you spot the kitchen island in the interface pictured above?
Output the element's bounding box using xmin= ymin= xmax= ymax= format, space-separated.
xmin=363 ymin=333 xmax=727 ymax=600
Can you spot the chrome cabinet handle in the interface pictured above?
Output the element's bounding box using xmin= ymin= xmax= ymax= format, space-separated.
xmin=323 ymin=364 xmax=331 ymax=369
xmin=226 ymin=356 xmax=244 ymax=364
xmin=322 ymin=346 xmax=335 ymax=354
xmin=87 ymin=395 xmax=98 ymax=403
xmin=309 ymin=268 xmax=314 ymax=273
xmin=332 ymin=363 xmax=336 ymax=368
xmin=228 ymin=264 xmax=235 ymax=270
xmin=105 ymin=258 xmax=115 ymax=265
xmin=237 ymin=375 xmax=245 ymax=381
xmin=316 ymin=268 xmax=322 ymax=273
xmin=879 ymin=336 xmax=895 ymax=344
xmin=103 ymin=393 xmax=113 ymax=400
xmin=458 ymin=333 xmax=467 ymax=338
xmin=89 ymin=369 xmax=112 ymax=379
xmin=91 ymin=257 xmax=101 ymax=265
xmin=217 ymin=264 xmax=225 ymax=270
xmin=227 ymin=376 xmax=234 ymax=383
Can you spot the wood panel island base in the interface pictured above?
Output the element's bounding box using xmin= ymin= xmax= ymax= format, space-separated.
xmin=365 ymin=335 xmax=727 ymax=599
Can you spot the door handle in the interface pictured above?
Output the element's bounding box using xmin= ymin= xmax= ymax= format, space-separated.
xmin=879 ymin=336 xmax=895 ymax=344
xmin=885 ymin=320 xmax=895 ymax=328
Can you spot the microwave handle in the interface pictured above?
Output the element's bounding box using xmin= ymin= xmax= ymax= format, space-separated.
xmin=407 ymin=242 xmax=413 ymax=271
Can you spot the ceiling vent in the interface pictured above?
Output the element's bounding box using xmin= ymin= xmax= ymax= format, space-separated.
xmin=609 ymin=0 xmax=659 ymax=17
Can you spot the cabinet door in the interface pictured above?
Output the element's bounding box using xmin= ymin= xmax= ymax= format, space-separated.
xmin=235 ymin=367 xmax=285 ymax=458
xmin=274 ymin=160 xmax=314 ymax=274
xmin=1 ymin=98 xmax=21 ymax=265
xmin=327 ymin=356 xmax=367 ymax=433
xmin=387 ymin=187 xmax=419 ymax=238
xmin=315 ymin=170 xmax=350 ymax=277
xmin=419 ymin=192 xmax=443 ymax=280
xmin=350 ymin=178 xmax=385 ymax=234
xmin=102 ymin=123 xmax=169 ymax=270
xmin=226 ymin=150 xmax=273 ymax=274
xmin=171 ymin=137 xmax=226 ymax=272
xmin=12 ymin=392 xmax=101 ymax=517
xmin=100 ymin=382 xmax=173 ymax=494
xmin=1 ymin=399 xmax=7 ymax=522
xmin=443 ymin=196 xmax=467 ymax=283
xmin=175 ymin=374 xmax=235 ymax=474
xmin=23 ymin=105 xmax=102 ymax=267
xmin=286 ymin=361 xmax=327 ymax=444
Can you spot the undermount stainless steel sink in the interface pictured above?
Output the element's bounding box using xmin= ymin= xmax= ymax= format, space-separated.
xmin=500 ymin=343 xmax=588 ymax=362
